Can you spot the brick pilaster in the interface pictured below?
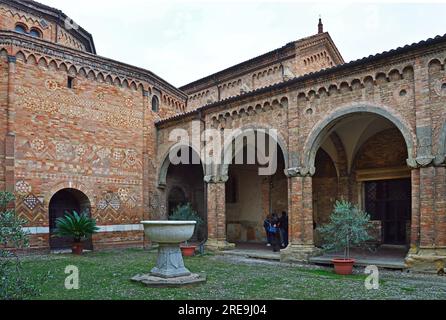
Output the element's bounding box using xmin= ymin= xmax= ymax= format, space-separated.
xmin=288 ymin=174 xmax=315 ymax=245
xmin=205 ymin=176 xmax=235 ymax=251
xmin=406 ymin=165 xmax=446 ymax=272
xmin=410 ymin=168 xmax=421 ymax=251
xmin=419 ymin=166 xmax=435 ymax=247
xmin=5 ymin=55 xmax=16 ymax=194
xmin=281 ymin=170 xmax=321 ymax=262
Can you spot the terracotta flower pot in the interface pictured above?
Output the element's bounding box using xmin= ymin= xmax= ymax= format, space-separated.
xmin=332 ymin=258 xmax=356 ymax=275
xmin=180 ymin=245 xmax=197 ymax=257
xmin=72 ymin=242 xmax=84 ymax=255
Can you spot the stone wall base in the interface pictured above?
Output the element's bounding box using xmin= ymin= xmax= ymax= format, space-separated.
xmin=405 ymin=248 xmax=446 ymax=274
xmin=205 ymin=239 xmax=236 ymax=252
xmin=280 ymin=244 xmax=322 ymax=263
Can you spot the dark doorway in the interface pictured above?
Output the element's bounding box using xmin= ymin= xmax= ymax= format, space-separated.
xmin=49 ymin=189 xmax=93 ymax=250
xmin=365 ymin=179 xmax=411 ymax=245
xmin=167 ymin=186 xmax=187 ymax=215
xmin=165 ymin=146 xmax=206 ymax=242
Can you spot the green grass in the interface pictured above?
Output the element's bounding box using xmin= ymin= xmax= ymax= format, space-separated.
xmin=18 ymin=249 xmax=446 ymax=300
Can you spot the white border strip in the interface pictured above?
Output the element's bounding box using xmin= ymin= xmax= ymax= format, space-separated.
xmin=97 ymin=224 xmax=144 ymax=233
xmin=22 ymin=224 xmax=143 ymax=235
xmin=23 ymin=227 xmax=50 ymax=235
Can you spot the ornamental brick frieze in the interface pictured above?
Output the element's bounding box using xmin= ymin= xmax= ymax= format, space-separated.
xmin=15 ymin=171 xmax=142 ymax=186
xmin=95 ymin=189 xmax=142 ymax=225
xmin=17 ymin=137 xmax=142 ymax=173
xmin=296 ymin=64 xmax=415 ymax=104
xmin=16 ymin=86 xmax=143 ymax=129
xmin=0 ymin=33 xmax=186 ymax=100
xmin=209 ymin=96 xmax=289 ymax=129
xmin=14 ymin=180 xmax=47 ymax=225
xmin=0 ymin=5 xmax=42 ymax=25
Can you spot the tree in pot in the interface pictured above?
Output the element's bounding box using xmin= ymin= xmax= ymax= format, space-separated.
xmin=54 ymin=211 xmax=99 ymax=255
xmin=317 ymin=200 xmax=372 ymax=275
xmin=169 ymin=203 xmax=204 ymax=257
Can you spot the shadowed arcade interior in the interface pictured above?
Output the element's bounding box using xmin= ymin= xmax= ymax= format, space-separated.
xmin=165 ymin=147 xmax=206 ymax=242
xmin=225 ymin=132 xmax=288 ymax=244
xmin=312 ymin=113 xmax=412 ymax=249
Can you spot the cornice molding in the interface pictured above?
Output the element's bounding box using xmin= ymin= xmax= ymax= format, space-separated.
xmin=0 ymin=32 xmax=187 ymax=100
xmin=0 ymin=0 xmax=96 ymax=54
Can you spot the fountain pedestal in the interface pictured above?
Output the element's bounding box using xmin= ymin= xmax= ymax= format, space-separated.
xmin=131 ymin=221 xmax=206 ymax=287
xmin=150 ymin=244 xmax=191 ymax=278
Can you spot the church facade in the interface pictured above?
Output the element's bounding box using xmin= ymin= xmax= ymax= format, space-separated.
xmin=1 ymin=0 xmax=445 ymax=272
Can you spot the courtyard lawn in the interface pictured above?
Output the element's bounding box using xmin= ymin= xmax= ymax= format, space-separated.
xmin=20 ymin=248 xmax=446 ymax=300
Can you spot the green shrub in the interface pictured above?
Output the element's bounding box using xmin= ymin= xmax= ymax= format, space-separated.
xmin=169 ymin=203 xmax=204 ymax=226
xmin=317 ymin=200 xmax=372 ymax=259
xmin=54 ymin=211 xmax=99 ymax=243
xmin=0 ymin=191 xmax=40 ymax=300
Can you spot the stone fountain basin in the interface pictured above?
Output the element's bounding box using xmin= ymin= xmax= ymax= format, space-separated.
xmin=141 ymin=221 xmax=196 ymax=244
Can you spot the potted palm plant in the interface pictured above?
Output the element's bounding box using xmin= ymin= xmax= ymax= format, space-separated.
xmin=54 ymin=210 xmax=99 ymax=255
xmin=317 ymin=200 xmax=372 ymax=275
xmin=169 ymin=203 xmax=204 ymax=257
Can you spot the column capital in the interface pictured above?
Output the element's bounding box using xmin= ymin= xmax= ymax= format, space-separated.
xmin=434 ymin=154 xmax=445 ymax=166
xmin=204 ymin=175 xmax=228 ymax=184
xmin=285 ymin=166 xmax=315 ymax=178
xmin=7 ymin=55 xmax=16 ymax=64
xmin=415 ymin=155 xmax=435 ymax=167
xmin=407 ymin=156 xmax=443 ymax=169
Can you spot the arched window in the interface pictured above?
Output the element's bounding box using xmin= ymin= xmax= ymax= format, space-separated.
xmin=15 ymin=24 xmax=27 ymax=34
xmin=29 ymin=28 xmax=42 ymax=38
xmin=152 ymin=95 xmax=159 ymax=112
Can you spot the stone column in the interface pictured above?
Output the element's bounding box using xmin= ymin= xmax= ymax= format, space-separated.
xmin=204 ymin=175 xmax=235 ymax=251
xmin=281 ymin=168 xmax=322 ymax=262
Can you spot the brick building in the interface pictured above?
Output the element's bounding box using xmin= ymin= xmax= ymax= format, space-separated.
xmin=1 ymin=0 xmax=445 ymax=272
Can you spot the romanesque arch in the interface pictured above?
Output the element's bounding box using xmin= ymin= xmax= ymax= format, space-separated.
xmin=158 ymin=143 xmax=205 ymax=188
xmin=220 ymin=124 xmax=289 ymax=178
xmin=219 ymin=125 xmax=289 ymax=244
xmin=48 ymin=188 xmax=92 ymax=250
xmin=306 ymin=104 xmax=415 ymax=247
xmin=158 ymin=144 xmax=207 ymax=241
xmin=302 ymin=104 xmax=416 ymax=173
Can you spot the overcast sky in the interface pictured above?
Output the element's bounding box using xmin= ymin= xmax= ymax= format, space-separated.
xmin=39 ymin=0 xmax=446 ymax=87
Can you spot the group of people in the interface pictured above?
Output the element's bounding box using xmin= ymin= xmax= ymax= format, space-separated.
xmin=263 ymin=212 xmax=289 ymax=252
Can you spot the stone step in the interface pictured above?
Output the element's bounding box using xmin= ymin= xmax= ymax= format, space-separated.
xmin=221 ymin=250 xmax=281 ymax=261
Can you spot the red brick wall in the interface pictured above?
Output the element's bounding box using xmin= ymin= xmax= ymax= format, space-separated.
xmin=313 ymin=149 xmax=338 ymax=225
xmin=0 ymin=34 xmax=185 ymax=250
xmin=0 ymin=3 xmax=87 ymax=52
xmin=354 ymin=128 xmax=408 ymax=170
xmin=92 ymin=231 xmax=144 ymax=250
xmin=0 ymin=51 xmax=7 ymax=189
xmin=12 ymin=55 xmax=144 ymax=230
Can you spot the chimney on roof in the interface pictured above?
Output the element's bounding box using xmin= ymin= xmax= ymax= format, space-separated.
xmin=318 ymin=17 xmax=323 ymax=34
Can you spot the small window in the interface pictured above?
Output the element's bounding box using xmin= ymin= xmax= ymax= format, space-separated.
xmin=29 ymin=28 xmax=42 ymax=38
xmin=15 ymin=24 xmax=27 ymax=34
xmin=151 ymin=96 xmax=159 ymax=112
xmin=67 ymin=76 xmax=75 ymax=89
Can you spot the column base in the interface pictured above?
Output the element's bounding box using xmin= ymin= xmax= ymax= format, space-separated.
xmin=405 ymin=247 xmax=446 ymax=274
xmin=280 ymin=244 xmax=323 ymax=263
xmin=205 ymin=239 xmax=236 ymax=252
